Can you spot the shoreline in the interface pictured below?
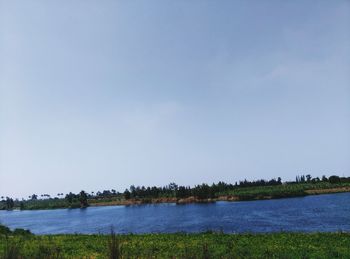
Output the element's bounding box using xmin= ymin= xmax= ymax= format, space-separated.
xmin=3 ymin=185 xmax=350 ymax=211
xmin=88 ymin=186 xmax=350 ymax=207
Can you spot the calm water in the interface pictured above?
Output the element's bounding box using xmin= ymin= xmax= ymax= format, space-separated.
xmin=1 ymin=193 xmax=349 ymax=234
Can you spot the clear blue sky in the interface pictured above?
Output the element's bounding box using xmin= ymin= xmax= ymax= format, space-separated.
xmin=1 ymin=0 xmax=349 ymax=199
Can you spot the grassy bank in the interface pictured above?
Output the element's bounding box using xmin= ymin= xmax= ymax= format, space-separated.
xmin=217 ymin=182 xmax=350 ymax=201
xmin=0 ymin=232 xmax=349 ymax=258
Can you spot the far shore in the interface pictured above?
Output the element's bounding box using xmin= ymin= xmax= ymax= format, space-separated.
xmin=2 ymin=177 xmax=350 ymax=211
xmin=88 ymin=186 xmax=350 ymax=208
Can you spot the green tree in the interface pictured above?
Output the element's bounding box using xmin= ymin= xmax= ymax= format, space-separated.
xmin=124 ymin=189 xmax=131 ymax=200
xmin=79 ymin=190 xmax=88 ymax=207
xmin=5 ymin=197 xmax=14 ymax=210
xmin=329 ymin=175 xmax=341 ymax=184
xmin=65 ymin=192 xmax=74 ymax=203
xmin=306 ymin=174 xmax=312 ymax=182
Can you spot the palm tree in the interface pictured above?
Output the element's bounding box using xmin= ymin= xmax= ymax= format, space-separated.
xmin=79 ymin=191 xmax=88 ymax=207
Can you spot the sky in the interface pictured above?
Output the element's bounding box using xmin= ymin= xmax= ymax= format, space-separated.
xmin=1 ymin=0 xmax=350 ymax=199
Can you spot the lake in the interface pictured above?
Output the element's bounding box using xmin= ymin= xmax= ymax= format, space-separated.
xmin=1 ymin=193 xmax=349 ymax=234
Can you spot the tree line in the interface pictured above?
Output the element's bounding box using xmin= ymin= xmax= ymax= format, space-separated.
xmin=1 ymin=174 xmax=349 ymax=210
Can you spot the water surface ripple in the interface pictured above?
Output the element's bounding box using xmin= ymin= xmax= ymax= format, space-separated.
xmin=0 ymin=193 xmax=349 ymax=234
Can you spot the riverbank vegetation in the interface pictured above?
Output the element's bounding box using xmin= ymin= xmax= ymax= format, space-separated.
xmin=0 ymin=228 xmax=349 ymax=258
xmin=1 ymin=174 xmax=350 ymax=210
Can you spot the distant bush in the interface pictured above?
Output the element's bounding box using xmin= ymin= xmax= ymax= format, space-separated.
xmin=0 ymin=224 xmax=11 ymax=235
xmin=0 ymin=224 xmax=32 ymax=236
xmin=13 ymin=228 xmax=32 ymax=236
xmin=329 ymin=175 xmax=341 ymax=184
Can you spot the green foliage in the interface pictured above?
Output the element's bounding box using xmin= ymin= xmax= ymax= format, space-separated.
xmin=78 ymin=191 xmax=88 ymax=208
xmin=123 ymin=189 xmax=131 ymax=200
xmin=218 ymin=182 xmax=350 ymax=200
xmin=329 ymin=175 xmax=341 ymax=184
xmin=108 ymin=229 xmax=120 ymax=259
xmin=0 ymin=224 xmax=32 ymax=237
xmin=12 ymin=229 xmax=32 ymax=236
xmin=1 ymin=175 xmax=350 ymax=211
xmin=2 ymin=237 xmax=22 ymax=259
xmin=0 ymin=225 xmax=11 ymax=235
xmin=0 ymin=232 xmax=349 ymax=258
xmin=18 ymin=198 xmax=73 ymax=210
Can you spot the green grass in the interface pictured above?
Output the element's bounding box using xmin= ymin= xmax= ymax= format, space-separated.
xmin=0 ymin=232 xmax=350 ymax=258
xmin=218 ymin=182 xmax=350 ymax=200
xmin=18 ymin=199 xmax=75 ymax=210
